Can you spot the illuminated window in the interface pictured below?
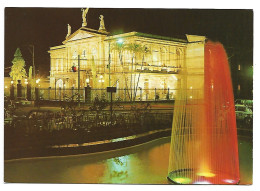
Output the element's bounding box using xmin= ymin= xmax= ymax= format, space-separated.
xmin=92 ymin=48 xmax=97 ymax=55
xmin=56 ymin=61 xmax=59 ymax=71
xmin=161 ymin=47 xmax=167 ymax=66
xmin=238 ymin=84 xmax=240 ymax=91
xmin=82 ymin=50 xmax=86 ymax=58
xmin=153 ymin=50 xmax=159 ymax=65
xmin=60 ymin=61 xmax=63 ymax=71
xmin=238 ymin=65 xmax=241 ymax=71
xmin=144 ymin=79 xmax=149 ymax=93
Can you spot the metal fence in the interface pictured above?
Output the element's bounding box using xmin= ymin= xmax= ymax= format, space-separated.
xmin=5 ymin=86 xmax=177 ymax=102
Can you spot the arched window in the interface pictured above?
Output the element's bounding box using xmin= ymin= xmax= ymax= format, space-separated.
xmin=56 ymin=60 xmax=59 ymax=71
xmin=176 ymin=48 xmax=182 ymax=68
xmin=56 ymin=79 xmax=63 ymax=88
xmin=161 ymin=47 xmax=167 ymax=66
xmin=82 ymin=50 xmax=86 ymax=58
xmin=153 ymin=49 xmax=159 ymax=66
xmin=72 ymin=51 xmax=78 ymax=68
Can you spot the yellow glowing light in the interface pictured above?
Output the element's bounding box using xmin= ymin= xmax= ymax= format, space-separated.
xmin=173 ymin=177 xmax=192 ymax=184
xmin=117 ymin=38 xmax=124 ymax=44
xmin=171 ymin=75 xmax=177 ymax=80
xmin=11 ymin=81 xmax=14 ymax=84
xmin=197 ymin=172 xmax=216 ymax=177
xmin=5 ymin=86 xmax=8 ymax=88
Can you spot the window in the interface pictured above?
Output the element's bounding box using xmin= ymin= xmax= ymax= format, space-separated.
xmin=82 ymin=50 xmax=86 ymax=58
xmin=161 ymin=47 xmax=167 ymax=66
xmin=144 ymin=79 xmax=149 ymax=92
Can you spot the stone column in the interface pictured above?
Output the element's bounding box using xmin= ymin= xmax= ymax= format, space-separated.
xmin=85 ymin=85 xmax=91 ymax=103
xmin=17 ymin=80 xmax=22 ymax=100
xmin=27 ymin=83 xmax=32 ymax=101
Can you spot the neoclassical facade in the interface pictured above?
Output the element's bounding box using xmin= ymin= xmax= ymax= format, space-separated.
xmin=49 ymin=10 xmax=206 ymax=101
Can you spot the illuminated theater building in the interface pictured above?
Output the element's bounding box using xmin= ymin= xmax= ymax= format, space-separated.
xmin=49 ymin=9 xmax=206 ymax=101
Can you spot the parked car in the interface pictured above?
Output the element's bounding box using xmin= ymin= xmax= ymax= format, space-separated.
xmin=235 ymin=104 xmax=253 ymax=124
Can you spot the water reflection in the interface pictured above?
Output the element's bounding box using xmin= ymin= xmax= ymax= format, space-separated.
xmin=4 ymin=137 xmax=252 ymax=184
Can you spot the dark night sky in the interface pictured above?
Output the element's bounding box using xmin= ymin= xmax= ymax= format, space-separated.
xmin=4 ymin=8 xmax=253 ymax=77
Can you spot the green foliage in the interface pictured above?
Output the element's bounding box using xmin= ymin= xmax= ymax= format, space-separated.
xmin=9 ymin=48 xmax=27 ymax=83
xmin=89 ymin=96 xmax=109 ymax=112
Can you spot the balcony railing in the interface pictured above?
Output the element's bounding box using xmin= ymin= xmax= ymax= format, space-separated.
xmin=135 ymin=64 xmax=180 ymax=74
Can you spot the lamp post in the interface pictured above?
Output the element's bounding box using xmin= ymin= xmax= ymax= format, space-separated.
xmin=78 ymin=55 xmax=80 ymax=107
xmin=10 ymin=80 xmax=14 ymax=100
xmin=25 ymin=79 xmax=28 ymax=99
xmin=59 ymin=83 xmax=62 ymax=101
xmin=86 ymin=78 xmax=90 ymax=86
xmin=108 ymin=41 xmax=111 ymax=87
xmin=85 ymin=78 xmax=91 ymax=103
xmin=63 ymin=84 xmax=66 ymax=101
xmin=35 ymin=79 xmax=39 ymax=107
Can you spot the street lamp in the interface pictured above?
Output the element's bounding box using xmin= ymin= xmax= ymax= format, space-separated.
xmin=36 ymin=79 xmax=40 ymax=86
xmin=86 ymin=78 xmax=90 ymax=86
xmin=117 ymin=38 xmax=124 ymax=44
xmin=98 ymin=75 xmax=105 ymax=83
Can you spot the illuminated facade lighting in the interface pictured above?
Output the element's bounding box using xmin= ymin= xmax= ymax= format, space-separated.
xmin=48 ymin=8 xmax=206 ymax=101
xmin=117 ymin=38 xmax=124 ymax=44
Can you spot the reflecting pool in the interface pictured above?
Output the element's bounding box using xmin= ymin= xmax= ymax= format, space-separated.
xmin=4 ymin=137 xmax=252 ymax=184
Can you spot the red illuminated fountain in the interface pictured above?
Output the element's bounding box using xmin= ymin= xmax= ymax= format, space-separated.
xmin=167 ymin=40 xmax=240 ymax=184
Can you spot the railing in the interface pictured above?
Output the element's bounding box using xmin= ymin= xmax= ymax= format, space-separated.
xmin=5 ymin=87 xmax=177 ymax=103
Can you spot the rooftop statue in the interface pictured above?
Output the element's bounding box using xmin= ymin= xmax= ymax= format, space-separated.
xmin=98 ymin=15 xmax=106 ymax=31
xmin=66 ymin=24 xmax=71 ymax=38
xmin=81 ymin=8 xmax=89 ymax=27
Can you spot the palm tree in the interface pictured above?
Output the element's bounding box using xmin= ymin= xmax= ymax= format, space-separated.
xmin=125 ymin=43 xmax=143 ymax=101
xmin=111 ymin=41 xmax=131 ymax=100
xmin=133 ymin=45 xmax=150 ymax=101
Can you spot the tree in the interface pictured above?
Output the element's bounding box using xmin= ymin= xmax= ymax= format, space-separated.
xmin=125 ymin=43 xmax=150 ymax=101
xmin=111 ymin=41 xmax=131 ymax=100
xmin=9 ymin=48 xmax=27 ymax=83
xmin=133 ymin=45 xmax=150 ymax=101
xmin=125 ymin=43 xmax=143 ymax=101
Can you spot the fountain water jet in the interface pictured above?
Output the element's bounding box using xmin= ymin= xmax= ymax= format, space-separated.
xmin=167 ymin=40 xmax=240 ymax=184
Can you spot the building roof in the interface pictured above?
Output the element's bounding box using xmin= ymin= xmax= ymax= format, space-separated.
xmin=50 ymin=26 xmax=205 ymax=51
xmin=106 ymin=31 xmax=188 ymax=43
xmin=62 ymin=27 xmax=109 ymax=44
